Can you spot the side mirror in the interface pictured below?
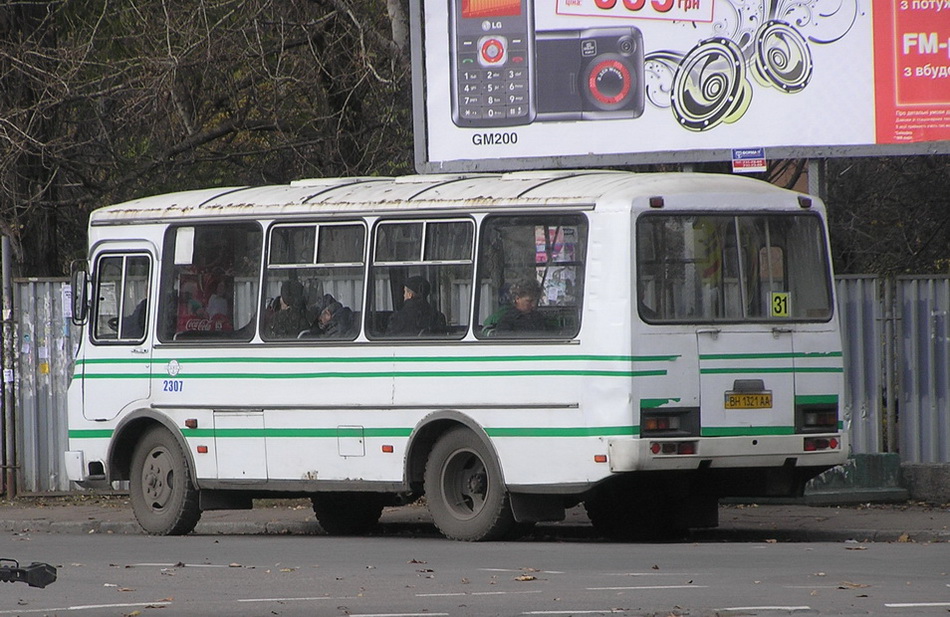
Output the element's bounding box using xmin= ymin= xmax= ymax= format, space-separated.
xmin=69 ymin=259 xmax=90 ymax=326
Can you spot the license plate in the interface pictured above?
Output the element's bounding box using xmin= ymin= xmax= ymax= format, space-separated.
xmin=724 ymin=392 xmax=772 ymax=409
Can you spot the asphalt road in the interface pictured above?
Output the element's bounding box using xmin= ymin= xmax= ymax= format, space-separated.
xmin=3 ymin=531 xmax=950 ymax=616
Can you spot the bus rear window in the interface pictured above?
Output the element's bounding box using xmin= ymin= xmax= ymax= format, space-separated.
xmin=637 ymin=213 xmax=832 ymax=323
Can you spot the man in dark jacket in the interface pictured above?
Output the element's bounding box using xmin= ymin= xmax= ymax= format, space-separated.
xmin=264 ymin=280 xmax=309 ymax=339
xmin=314 ymin=299 xmax=356 ymax=338
xmin=386 ymin=276 xmax=442 ymax=336
xmin=484 ymin=279 xmax=552 ymax=334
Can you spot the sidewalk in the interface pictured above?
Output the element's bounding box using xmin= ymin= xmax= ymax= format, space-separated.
xmin=2 ymin=495 xmax=949 ymax=542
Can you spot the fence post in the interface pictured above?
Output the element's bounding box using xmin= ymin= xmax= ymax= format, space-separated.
xmin=2 ymin=237 xmax=15 ymax=498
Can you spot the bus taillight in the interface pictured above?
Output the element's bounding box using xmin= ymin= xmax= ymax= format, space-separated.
xmin=650 ymin=441 xmax=697 ymax=455
xmin=804 ymin=436 xmax=840 ymax=451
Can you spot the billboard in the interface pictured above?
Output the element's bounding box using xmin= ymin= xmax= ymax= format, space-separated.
xmin=411 ymin=0 xmax=950 ymax=172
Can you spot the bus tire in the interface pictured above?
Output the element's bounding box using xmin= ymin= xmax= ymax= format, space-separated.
xmin=129 ymin=426 xmax=201 ymax=535
xmin=311 ymin=493 xmax=385 ymax=535
xmin=424 ymin=427 xmax=514 ymax=541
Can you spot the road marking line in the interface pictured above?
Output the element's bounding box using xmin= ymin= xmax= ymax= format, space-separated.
xmin=605 ymin=572 xmax=696 ymax=576
xmin=587 ymin=585 xmax=708 ymax=590
xmin=128 ymin=562 xmax=231 ymax=568
xmin=417 ymin=591 xmax=543 ymax=597
xmin=719 ymin=607 xmax=811 ymax=612
xmin=522 ymin=611 xmax=627 ymax=615
xmin=0 ymin=602 xmax=172 ymax=614
xmin=885 ymin=602 xmax=950 ymax=608
xmin=238 ymin=596 xmax=336 ymax=602
xmin=479 ymin=568 xmax=564 ymax=574
xmin=347 ymin=614 xmax=450 ymax=617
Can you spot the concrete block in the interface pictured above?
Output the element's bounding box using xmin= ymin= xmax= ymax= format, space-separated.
xmin=901 ymin=464 xmax=950 ymax=504
xmin=804 ymin=453 xmax=909 ymax=505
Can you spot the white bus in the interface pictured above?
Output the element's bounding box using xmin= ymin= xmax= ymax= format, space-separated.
xmin=65 ymin=170 xmax=848 ymax=541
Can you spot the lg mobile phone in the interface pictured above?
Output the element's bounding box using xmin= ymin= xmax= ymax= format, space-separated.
xmin=449 ymin=0 xmax=535 ymax=127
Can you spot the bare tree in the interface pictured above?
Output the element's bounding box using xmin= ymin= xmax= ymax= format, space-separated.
xmin=0 ymin=0 xmax=413 ymax=275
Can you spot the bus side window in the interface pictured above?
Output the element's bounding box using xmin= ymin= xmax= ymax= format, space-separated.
xmin=368 ymin=219 xmax=473 ymax=339
xmin=262 ymin=222 xmax=365 ymax=341
xmin=157 ymin=223 xmax=262 ymax=342
xmin=474 ymin=214 xmax=587 ymax=339
xmin=92 ymin=254 xmax=151 ymax=343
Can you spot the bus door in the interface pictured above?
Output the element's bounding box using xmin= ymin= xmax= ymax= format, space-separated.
xmin=82 ymin=246 xmax=154 ymax=421
xmin=697 ymin=326 xmax=795 ymax=435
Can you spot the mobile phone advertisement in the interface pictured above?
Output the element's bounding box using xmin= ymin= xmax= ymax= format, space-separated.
xmin=416 ymin=0 xmax=950 ymax=170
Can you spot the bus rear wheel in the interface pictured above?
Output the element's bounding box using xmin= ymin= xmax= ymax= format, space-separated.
xmin=424 ymin=427 xmax=515 ymax=541
xmin=129 ymin=426 xmax=201 ymax=535
xmin=310 ymin=493 xmax=385 ymax=535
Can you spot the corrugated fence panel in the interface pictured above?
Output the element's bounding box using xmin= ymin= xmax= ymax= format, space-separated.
xmin=897 ymin=276 xmax=950 ymax=463
xmin=836 ymin=276 xmax=884 ymax=454
xmin=14 ymin=279 xmax=78 ymax=492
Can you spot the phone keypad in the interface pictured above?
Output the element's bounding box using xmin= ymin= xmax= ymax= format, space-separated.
xmin=456 ymin=34 xmax=531 ymax=123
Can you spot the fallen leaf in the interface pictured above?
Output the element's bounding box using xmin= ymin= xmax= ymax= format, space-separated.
xmin=514 ymin=575 xmax=537 ymax=582
xmin=838 ymin=581 xmax=871 ymax=589
xmin=845 ymin=545 xmax=868 ymax=551
xmin=408 ymin=559 xmax=427 ymax=564
xmin=897 ymin=533 xmax=911 ymax=543
xmin=118 ymin=587 xmax=136 ymax=592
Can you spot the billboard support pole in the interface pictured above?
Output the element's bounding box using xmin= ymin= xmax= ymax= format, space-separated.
xmin=808 ymin=159 xmax=826 ymax=201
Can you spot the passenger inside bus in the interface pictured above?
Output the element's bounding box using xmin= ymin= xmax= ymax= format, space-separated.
xmin=481 ymin=279 xmax=553 ymax=336
xmin=263 ymin=280 xmax=309 ymax=339
xmin=385 ymin=276 xmax=444 ymax=336
xmin=304 ymin=294 xmax=356 ymax=338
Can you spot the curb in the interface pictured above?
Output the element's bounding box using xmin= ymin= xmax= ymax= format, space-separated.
xmin=3 ymin=518 xmax=947 ymax=543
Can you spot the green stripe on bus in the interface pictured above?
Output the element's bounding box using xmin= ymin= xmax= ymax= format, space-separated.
xmin=73 ymin=425 xmax=814 ymax=440
xmin=184 ymin=427 xmax=629 ymax=439
xmin=700 ymin=351 xmax=843 ymax=360
xmin=79 ymin=369 xmax=667 ymax=379
xmin=700 ymin=367 xmax=843 ymax=374
xmin=640 ymin=398 xmax=682 ymax=408
xmin=76 ymin=354 xmax=680 ymax=367
xmin=486 ymin=426 xmax=636 ymax=438
xmin=795 ymin=394 xmax=839 ymax=405
xmin=69 ymin=429 xmax=114 ymax=439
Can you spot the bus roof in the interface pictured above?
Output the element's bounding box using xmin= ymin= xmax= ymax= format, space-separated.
xmin=90 ymin=170 xmax=807 ymax=224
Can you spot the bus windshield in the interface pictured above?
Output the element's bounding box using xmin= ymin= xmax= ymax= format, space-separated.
xmin=637 ymin=212 xmax=833 ymax=323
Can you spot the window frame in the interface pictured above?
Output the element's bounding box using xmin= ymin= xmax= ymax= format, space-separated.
xmin=157 ymin=221 xmax=264 ymax=343
xmin=472 ymin=212 xmax=589 ymax=341
xmin=635 ymin=210 xmax=834 ymax=325
xmin=261 ymin=220 xmax=368 ymax=342
xmin=367 ymin=217 xmax=476 ymax=340
xmin=91 ymin=251 xmax=152 ymax=345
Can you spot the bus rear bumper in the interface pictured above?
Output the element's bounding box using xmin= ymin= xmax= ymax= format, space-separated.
xmin=64 ymin=450 xmax=109 ymax=488
xmin=607 ymin=434 xmax=848 ymax=472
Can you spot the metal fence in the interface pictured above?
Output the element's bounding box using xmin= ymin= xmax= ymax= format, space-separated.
xmin=3 ymin=276 xmax=949 ymax=494
xmin=8 ymin=279 xmax=78 ymax=493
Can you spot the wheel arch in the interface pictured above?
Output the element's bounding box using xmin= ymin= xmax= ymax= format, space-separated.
xmin=404 ymin=410 xmax=505 ymax=493
xmin=108 ymin=409 xmax=198 ymax=484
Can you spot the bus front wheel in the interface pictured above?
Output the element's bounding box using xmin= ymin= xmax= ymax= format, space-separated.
xmin=129 ymin=426 xmax=201 ymax=535
xmin=424 ymin=427 xmax=515 ymax=541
